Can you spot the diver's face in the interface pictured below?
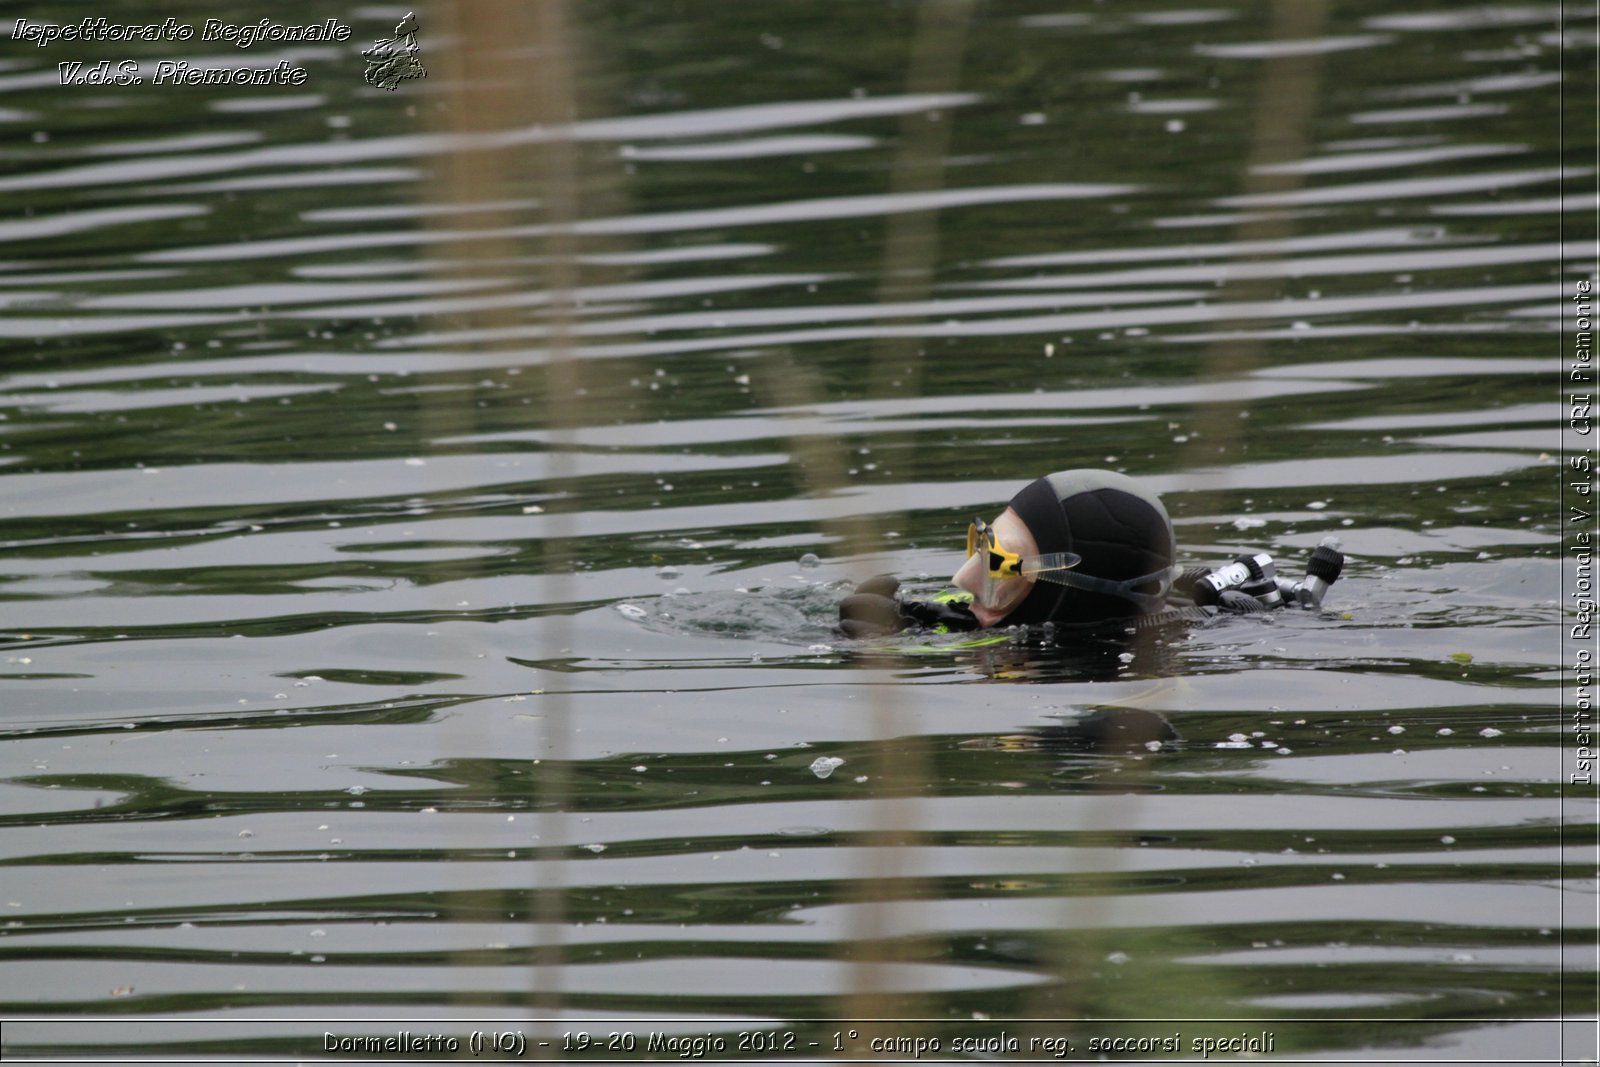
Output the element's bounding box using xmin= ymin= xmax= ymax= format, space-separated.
xmin=951 ymin=506 xmax=1039 ymax=627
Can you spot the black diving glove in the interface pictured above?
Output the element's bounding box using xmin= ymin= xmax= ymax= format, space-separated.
xmin=837 ymin=575 xmax=979 ymax=638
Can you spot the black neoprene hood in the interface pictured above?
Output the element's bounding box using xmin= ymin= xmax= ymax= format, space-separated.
xmin=999 ymin=469 xmax=1176 ymax=627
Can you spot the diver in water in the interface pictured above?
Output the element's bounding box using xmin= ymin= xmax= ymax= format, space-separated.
xmin=838 ymin=468 xmax=1341 ymax=639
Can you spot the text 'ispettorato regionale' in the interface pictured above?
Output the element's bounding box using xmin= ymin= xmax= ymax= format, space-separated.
xmin=10 ymin=18 xmax=353 ymax=87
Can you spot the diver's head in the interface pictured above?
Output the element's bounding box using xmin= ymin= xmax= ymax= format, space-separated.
xmin=951 ymin=469 xmax=1175 ymax=628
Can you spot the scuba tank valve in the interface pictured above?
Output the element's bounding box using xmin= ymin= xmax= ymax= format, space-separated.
xmin=1275 ymin=536 xmax=1345 ymax=609
xmin=1192 ymin=552 xmax=1278 ymax=608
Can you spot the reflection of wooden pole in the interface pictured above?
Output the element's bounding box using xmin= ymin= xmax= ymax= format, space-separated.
xmin=1022 ymin=0 xmax=1332 ymax=1033
xmin=845 ymin=0 xmax=976 ymax=1026
xmin=424 ymin=0 xmax=594 ymax=1035
xmin=762 ymin=0 xmax=977 ymax=1026
xmin=1186 ymin=0 xmax=1331 ymax=473
xmin=528 ymin=0 xmax=580 ymax=1032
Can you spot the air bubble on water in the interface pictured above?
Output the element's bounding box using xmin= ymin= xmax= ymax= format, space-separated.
xmin=1105 ymin=951 xmax=1130 ymax=965
xmin=616 ymin=603 xmax=647 ymax=620
xmin=656 ymin=566 xmax=680 ymax=580
xmin=798 ymin=552 xmax=820 ymax=568
xmin=345 ymin=786 xmax=368 ymax=796
xmin=1479 ymin=728 xmax=1503 ymax=738
xmin=582 ymin=843 xmax=606 ymax=854
xmin=1388 ymin=725 xmax=1405 ymax=735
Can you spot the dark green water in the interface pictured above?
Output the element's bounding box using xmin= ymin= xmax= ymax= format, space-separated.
xmin=0 ymin=0 xmax=1594 ymax=1061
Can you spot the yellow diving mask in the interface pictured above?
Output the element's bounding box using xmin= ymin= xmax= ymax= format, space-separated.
xmin=965 ymin=517 xmax=1175 ymax=614
xmin=965 ymin=517 xmax=1082 ymax=610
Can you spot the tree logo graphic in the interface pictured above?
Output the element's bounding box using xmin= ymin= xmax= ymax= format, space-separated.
xmin=363 ymin=12 xmax=426 ymax=91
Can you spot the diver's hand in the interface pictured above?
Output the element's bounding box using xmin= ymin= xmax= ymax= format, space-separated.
xmin=837 ymin=575 xmax=982 ymax=637
xmin=1215 ymin=589 xmax=1266 ymax=614
xmin=838 ymin=574 xmax=906 ymax=638
xmin=853 ymin=573 xmax=900 ymax=598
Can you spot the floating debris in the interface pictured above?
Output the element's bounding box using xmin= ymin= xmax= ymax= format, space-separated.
xmin=809 ymin=756 xmax=845 ymax=779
